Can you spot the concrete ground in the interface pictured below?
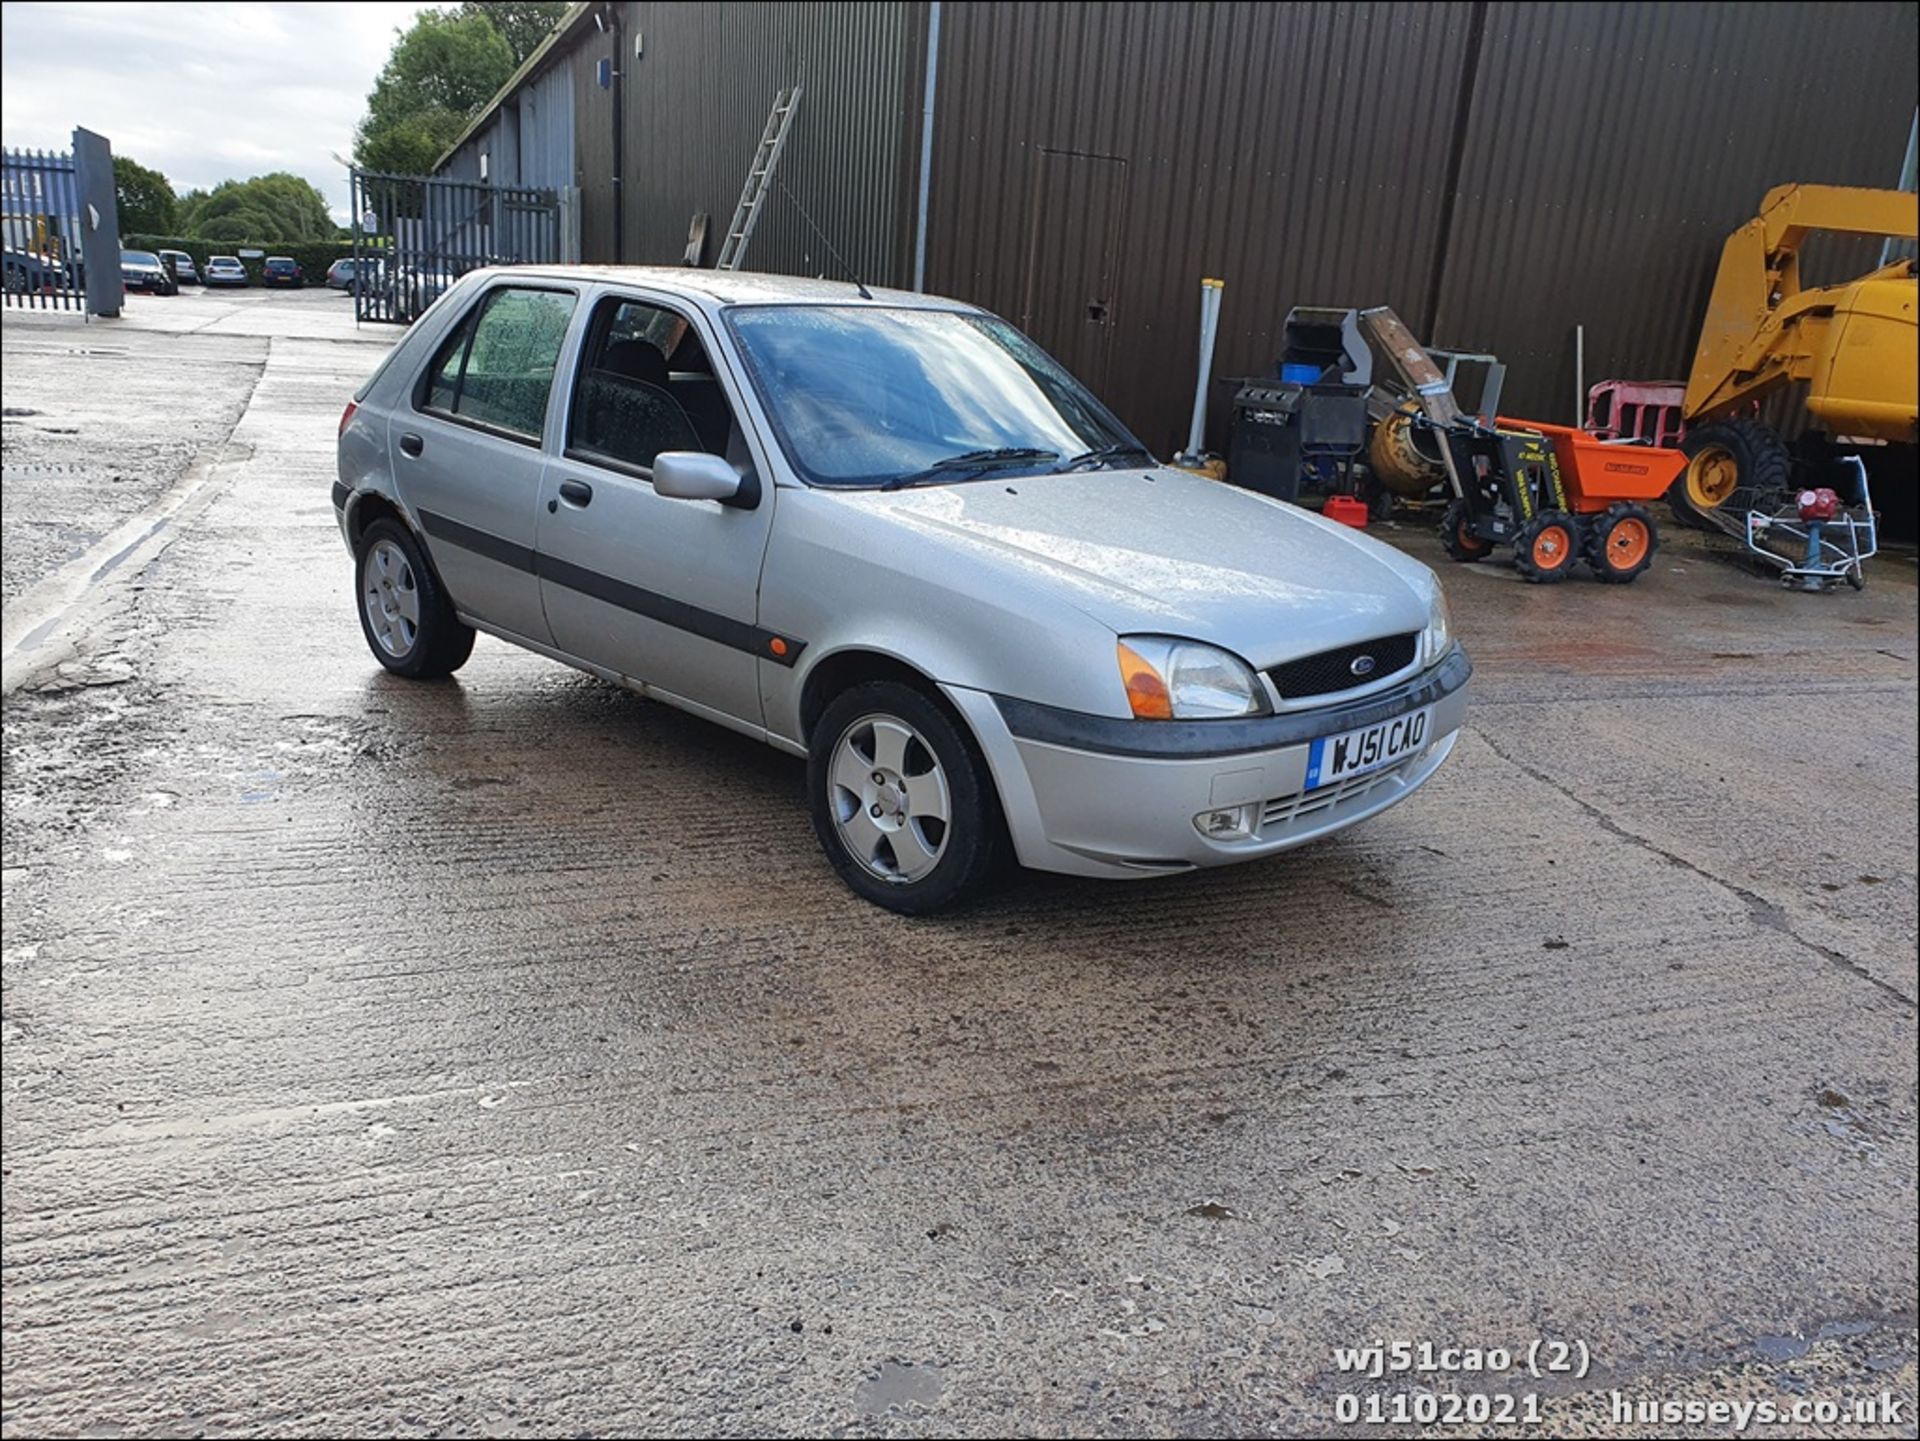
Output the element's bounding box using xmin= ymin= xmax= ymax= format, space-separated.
xmin=2 ymin=289 xmax=1915 ymax=1439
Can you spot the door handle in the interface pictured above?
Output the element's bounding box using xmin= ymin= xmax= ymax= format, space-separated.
xmin=398 ymin=432 xmax=424 ymax=458
xmin=557 ymin=479 xmax=594 ymax=507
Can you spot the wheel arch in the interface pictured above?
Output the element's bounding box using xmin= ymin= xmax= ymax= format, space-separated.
xmin=797 ymin=647 xmax=952 ymax=747
xmin=343 ymin=490 xmax=461 ymax=608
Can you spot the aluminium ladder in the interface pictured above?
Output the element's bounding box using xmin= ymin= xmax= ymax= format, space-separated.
xmin=717 ymin=87 xmax=803 ymax=271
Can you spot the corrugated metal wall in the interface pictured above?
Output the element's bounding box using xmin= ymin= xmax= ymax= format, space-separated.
xmin=575 ymin=18 xmax=619 ymax=262
xmin=515 ymin=61 xmax=578 ymax=191
xmin=612 ymin=1 xmax=925 ymax=282
xmin=924 ymin=0 xmax=1919 ymax=452
xmin=924 ymin=1 xmax=1485 ymax=453
xmin=442 ymin=35 xmax=581 ymax=189
xmin=1432 ymin=0 xmax=1919 ymax=427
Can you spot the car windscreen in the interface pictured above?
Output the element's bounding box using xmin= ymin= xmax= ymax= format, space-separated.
xmin=122 ymin=251 xmax=158 ymax=265
xmin=723 ymin=305 xmax=1139 ymax=489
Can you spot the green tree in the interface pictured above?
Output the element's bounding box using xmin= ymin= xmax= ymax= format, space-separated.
xmin=354 ymin=9 xmax=515 ymax=171
xmin=458 ymin=1 xmax=570 ymax=68
xmin=357 ymin=108 xmax=470 ymax=176
xmin=113 ymin=155 xmax=176 ymax=235
xmin=178 ymin=174 xmax=334 ymax=243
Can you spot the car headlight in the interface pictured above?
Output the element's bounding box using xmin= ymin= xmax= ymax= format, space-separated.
xmin=1421 ymin=584 xmax=1452 ymax=666
xmin=1116 ymin=637 xmax=1267 ymax=719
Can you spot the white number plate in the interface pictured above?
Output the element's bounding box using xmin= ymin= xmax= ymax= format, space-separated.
xmin=1305 ymin=707 xmax=1432 ymax=790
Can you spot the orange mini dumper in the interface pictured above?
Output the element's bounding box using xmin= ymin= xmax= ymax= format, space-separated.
xmin=1431 ymin=415 xmax=1687 ymax=583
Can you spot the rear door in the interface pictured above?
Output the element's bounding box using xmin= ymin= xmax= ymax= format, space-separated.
xmin=534 ymin=289 xmax=778 ymax=730
xmin=392 ymin=282 xmax=580 ymax=644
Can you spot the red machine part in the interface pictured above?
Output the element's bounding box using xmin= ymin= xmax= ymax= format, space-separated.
xmin=1797 ymin=487 xmax=1840 ymax=521
xmin=1322 ymin=495 xmax=1370 ymax=528
xmin=1585 ymin=380 xmax=1687 ymax=448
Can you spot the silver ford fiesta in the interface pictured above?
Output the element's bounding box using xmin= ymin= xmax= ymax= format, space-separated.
xmin=334 ymin=267 xmax=1468 ymax=912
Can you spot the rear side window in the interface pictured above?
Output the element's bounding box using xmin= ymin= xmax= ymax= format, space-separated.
xmin=420 ymin=286 xmax=576 ymax=442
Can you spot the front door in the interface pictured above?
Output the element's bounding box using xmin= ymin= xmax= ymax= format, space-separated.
xmin=535 ymin=292 xmax=776 ymax=730
xmin=395 ymin=282 xmax=580 ymax=644
xmin=1021 ymin=147 xmax=1130 ymax=394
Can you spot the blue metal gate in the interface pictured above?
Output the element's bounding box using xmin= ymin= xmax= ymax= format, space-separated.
xmin=3 ymin=128 xmax=123 ymax=316
xmin=2 ymin=147 xmax=87 ymax=310
xmin=349 ymin=168 xmax=562 ymax=324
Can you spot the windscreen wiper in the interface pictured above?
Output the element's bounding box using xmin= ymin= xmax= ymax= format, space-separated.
xmin=879 ymin=447 xmax=1061 ymax=490
xmin=1061 ymin=443 xmax=1155 ymax=471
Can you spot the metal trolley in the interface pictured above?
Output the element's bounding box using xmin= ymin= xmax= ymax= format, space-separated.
xmin=1744 ymin=457 xmax=1878 ymax=591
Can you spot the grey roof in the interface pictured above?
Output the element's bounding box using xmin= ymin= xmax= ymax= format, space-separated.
xmin=482 ymin=265 xmax=976 ymax=309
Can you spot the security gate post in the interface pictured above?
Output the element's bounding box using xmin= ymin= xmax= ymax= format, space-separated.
xmin=71 ymin=127 xmax=124 ymax=318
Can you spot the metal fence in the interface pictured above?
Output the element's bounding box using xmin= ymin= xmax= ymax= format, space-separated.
xmin=349 ymin=169 xmax=563 ymax=324
xmin=2 ymin=147 xmax=87 ymax=310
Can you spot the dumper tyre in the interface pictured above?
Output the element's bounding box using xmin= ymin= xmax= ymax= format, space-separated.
xmin=1585 ymin=502 xmax=1659 ymax=583
xmin=1513 ymin=511 xmax=1580 ymax=583
xmin=1440 ymin=498 xmax=1494 ymax=562
xmin=1672 ymin=418 xmax=1789 ymax=527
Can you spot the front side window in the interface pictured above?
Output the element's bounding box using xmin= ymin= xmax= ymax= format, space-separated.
xmin=420 ymin=285 xmax=576 ymax=442
xmin=567 ymin=296 xmax=735 ymax=473
xmin=724 ymin=305 xmax=1138 ymax=488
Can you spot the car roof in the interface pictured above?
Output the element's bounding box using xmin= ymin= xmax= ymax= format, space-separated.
xmin=469 ymin=264 xmax=980 ymax=312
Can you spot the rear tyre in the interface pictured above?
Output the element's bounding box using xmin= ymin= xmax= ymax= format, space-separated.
xmin=354 ymin=517 xmax=474 ymax=678
xmin=1513 ymin=510 xmax=1580 ymax=583
xmin=1671 ymin=418 xmax=1790 ymax=527
xmin=809 ymin=680 xmax=1004 ymax=915
xmin=1439 ymin=498 xmax=1495 ymax=562
xmin=1585 ymin=502 xmax=1658 ymax=584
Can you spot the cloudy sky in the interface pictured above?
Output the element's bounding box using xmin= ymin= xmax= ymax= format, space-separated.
xmin=1 ymin=1 xmax=440 ymax=221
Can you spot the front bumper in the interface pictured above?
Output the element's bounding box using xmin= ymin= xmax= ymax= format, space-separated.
xmin=944 ymin=646 xmax=1470 ymax=879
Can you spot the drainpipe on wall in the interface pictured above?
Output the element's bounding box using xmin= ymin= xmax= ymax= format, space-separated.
xmin=912 ymin=1 xmax=941 ymax=292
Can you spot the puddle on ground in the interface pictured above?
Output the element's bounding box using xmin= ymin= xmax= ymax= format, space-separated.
xmin=857 ymin=1360 xmax=944 ymax=1413
xmin=1754 ymin=1317 xmax=1881 ymax=1363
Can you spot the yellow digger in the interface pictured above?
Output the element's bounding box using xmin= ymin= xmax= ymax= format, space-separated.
xmin=1672 ymin=183 xmax=1917 ymax=526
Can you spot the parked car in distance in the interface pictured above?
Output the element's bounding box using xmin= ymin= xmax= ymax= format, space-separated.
xmin=120 ymin=249 xmax=177 ymax=295
xmin=335 ymin=269 xmax=1468 ymax=912
xmin=4 ymin=247 xmax=77 ymax=293
xmin=203 ymin=256 xmax=248 ymax=287
xmin=262 ymin=256 xmax=303 ymax=288
xmin=158 ymin=248 xmax=199 ymax=285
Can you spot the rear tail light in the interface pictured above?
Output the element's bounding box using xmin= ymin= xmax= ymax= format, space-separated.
xmin=338 ymin=400 xmax=358 ymax=439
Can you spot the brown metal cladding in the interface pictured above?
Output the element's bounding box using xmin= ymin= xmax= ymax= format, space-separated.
xmin=1431 ymin=0 xmax=1919 ymax=425
xmin=924 ymin=1 xmax=1918 ymax=450
xmin=613 ymin=1 xmax=924 ymax=284
xmin=573 ymin=19 xmax=619 ymax=263
xmin=924 ymin=1 xmax=1484 ymax=454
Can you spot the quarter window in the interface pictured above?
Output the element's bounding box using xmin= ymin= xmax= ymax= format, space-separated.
xmin=421 ymin=286 xmax=576 ymax=442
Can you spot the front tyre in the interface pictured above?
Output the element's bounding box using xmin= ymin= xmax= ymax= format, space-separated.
xmin=809 ymin=681 xmax=1004 ymax=914
xmin=354 ymin=517 xmax=474 ymax=678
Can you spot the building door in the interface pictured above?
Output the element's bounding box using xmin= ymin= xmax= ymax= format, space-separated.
xmin=1021 ymin=147 xmax=1130 ymax=394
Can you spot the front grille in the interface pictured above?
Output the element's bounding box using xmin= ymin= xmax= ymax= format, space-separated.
xmin=1267 ymin=632 xmax=1417 ymax=699
xmin=1260 ymin=753 xmax=1419 ymax=831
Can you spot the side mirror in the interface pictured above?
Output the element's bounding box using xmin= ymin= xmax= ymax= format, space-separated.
xmin=653 ymin=451 xmax=748 ymax=505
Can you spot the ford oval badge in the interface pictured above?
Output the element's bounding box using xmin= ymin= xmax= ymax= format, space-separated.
xmin=1350 ymin=654 xmax=1376 ymax=677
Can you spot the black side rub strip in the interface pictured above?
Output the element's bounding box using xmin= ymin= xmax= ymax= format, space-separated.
xmin=996 ymin=646 xmax=1471 ymax=759
xmin=419 ymin=507 xmax=535 ymax=574
xmin=416 ymin=507 xmax=805 ymax=667
xmin=331 ymin=481 xmax=351 ymax=511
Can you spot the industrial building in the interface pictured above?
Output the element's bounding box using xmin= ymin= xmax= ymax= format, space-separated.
xmin=433 ymin=1 xmax=1919 ymax=453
